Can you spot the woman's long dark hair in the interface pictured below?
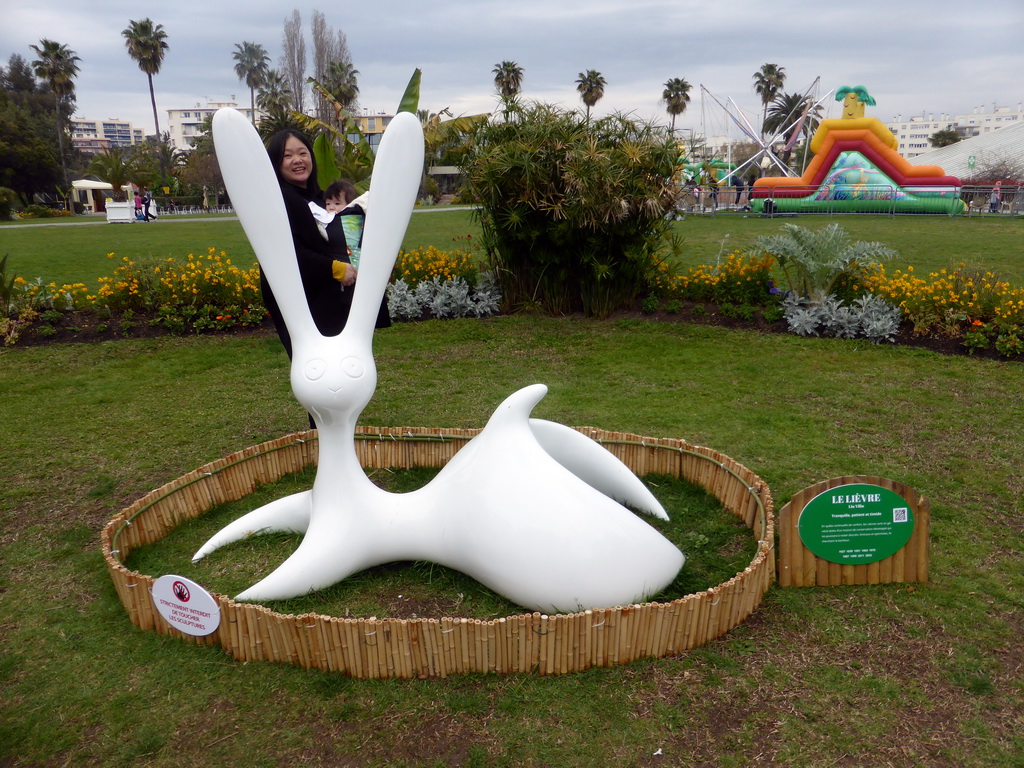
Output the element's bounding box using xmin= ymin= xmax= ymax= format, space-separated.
xmin=266 ymin=129 xmax=322 ymax=197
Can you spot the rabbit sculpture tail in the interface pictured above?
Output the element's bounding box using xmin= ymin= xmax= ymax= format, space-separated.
xmin=195 ymin=107 xmax=684 ymax=614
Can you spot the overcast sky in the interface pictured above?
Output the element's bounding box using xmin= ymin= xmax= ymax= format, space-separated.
xmin=4 ymin=0 xmax=1023 ymax=141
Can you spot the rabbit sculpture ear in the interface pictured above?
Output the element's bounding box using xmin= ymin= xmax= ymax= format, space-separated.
xmin=212 ymin=108 xmax=318 ymax=342
xmin=344 ymin=112 xmax=424 ymax=342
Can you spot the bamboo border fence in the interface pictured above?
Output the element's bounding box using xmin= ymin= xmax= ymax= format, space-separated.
xmin=102 ymin=427 xmax=775 ymax=678
xmin=777 ymin=475 xmax=929 ymax=587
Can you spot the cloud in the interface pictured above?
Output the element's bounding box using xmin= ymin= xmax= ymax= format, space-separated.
xmin=4 ymin=0 xmax=1022 ymax=138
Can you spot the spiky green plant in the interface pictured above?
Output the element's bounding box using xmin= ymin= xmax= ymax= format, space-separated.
xmin=754 ymin=222 xmax=897 ymax=301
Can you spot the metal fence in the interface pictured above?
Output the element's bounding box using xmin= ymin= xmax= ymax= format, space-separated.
xmin=673 ymin=183 xmax=1022 ymax=217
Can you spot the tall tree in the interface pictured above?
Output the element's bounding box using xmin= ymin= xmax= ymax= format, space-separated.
xmin=492 ymin=60 xmax=523 ymax=120
xmin=280 ymin=9 xmax=306 ymax=113
xmin=321 ymin=60 xmax=359 ymax=113
xmin=1 ymin=53 xmax=37 ymax=94
xmin=763 ymin=91 xmax=822 ymax=164
xmin=575 ymin=69 xmax=606 ymax=121
xmin=0 ymin=54 xmax=62 ymax=199
xmin=752 ymin=63 xmax=786 ymax=138
xmin=122 ymin=18 xmax=169 ymax=138
xmin=232 ymin=41 xmax=270 ymax=126
xmin=661 ymin=77 xmax=692 ymax=134
xmin=257 ymin=69 xmax=300 ymax=138
xmin=492 ymin=60 xmax=524 ymax=102
xmin=257 ymin=69 xmax=293 ymax=115
xmin=311 ymin=11 xmax=355 ymax=123
xmin=29 ymin=39 xmax=79 ymax=205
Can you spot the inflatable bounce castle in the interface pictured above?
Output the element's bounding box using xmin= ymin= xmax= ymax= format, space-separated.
xmin=751 ymin=86 xmax=962 ymax=214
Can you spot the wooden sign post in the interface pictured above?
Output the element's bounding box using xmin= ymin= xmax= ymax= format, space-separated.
xmin=778 ymin=476 xmax=929 ymax=587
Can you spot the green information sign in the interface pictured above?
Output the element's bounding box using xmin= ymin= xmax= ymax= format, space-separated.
xmin=798 ymin=483 xmax=914 ymax=565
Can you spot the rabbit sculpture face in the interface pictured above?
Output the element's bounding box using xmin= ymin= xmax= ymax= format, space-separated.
xmin=291 ymin=335 xmax=376 ymax=430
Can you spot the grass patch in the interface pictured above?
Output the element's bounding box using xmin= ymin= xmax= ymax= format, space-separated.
xmin=124 ymin=467 xmax=755 ymax=618
xmin=3 ymin=213 xmax=1023 ymax=767
xmin=5 ymin=211 xmax=1024 ymax=290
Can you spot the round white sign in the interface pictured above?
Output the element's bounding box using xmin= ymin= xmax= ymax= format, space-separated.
xmin=151 ymin=575 xmax=221 ymax=636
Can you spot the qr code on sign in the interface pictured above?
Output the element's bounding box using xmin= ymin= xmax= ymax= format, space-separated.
xmin=893 ymin=507 xmax=909 ymax=523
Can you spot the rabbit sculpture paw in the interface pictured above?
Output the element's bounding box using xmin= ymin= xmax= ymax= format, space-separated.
xmin=193 ymin=108 xmax=684 ymax=614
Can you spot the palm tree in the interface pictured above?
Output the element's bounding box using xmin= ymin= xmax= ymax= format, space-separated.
xmin=232 ymin=42 xmax=270 ymax=126
xmin=29 ymin=39 xmax=79 ymax=207
xmin=321 ymin=60 xmax=359 ymax=112
xmin=492 ymin=60 xmax=524 ymax=115
xmin=122 ymin=19 xmax=169 ymax=138
xmin=752 ymin=63 xmax=786 ymax=138
xmin=87 ymin=147 xmax=141 ymax=202
xmin=257 ymin=69 xmax=293 ymax=115
xmin=763 ymin=92 xmax=823 ymax=165
xmin=661 ymin=77 xmax=692 ymax=134
xmin=575 ymin=69 xmax=606 ymax=121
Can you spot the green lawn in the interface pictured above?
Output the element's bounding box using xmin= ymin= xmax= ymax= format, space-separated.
xmin=1 ymin=215 xmax=1022 ymax=767
xmin=3 ymin=209 xmax=1022 ymax=288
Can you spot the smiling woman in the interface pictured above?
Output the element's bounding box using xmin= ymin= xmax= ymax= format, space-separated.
xmin=279 ymin=135 xmax=312 ymax=187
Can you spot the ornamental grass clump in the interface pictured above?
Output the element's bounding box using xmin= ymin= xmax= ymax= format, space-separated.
xmin=465 ymin=104 xmax=682 ymax=318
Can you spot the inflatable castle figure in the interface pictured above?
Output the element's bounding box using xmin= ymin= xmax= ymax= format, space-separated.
xmin=752 ymin=85 xmax=962 ymax=214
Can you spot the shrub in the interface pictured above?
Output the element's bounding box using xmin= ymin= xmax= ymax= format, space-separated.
xmin=386 ymin=274 xmax=501 ymax=322
xmin=91 ymin=248 xmax=264 ymax=331
xmin=960 ymin=320 xmax=1024 ymax=357
xmin=862 ymin=263 xmax=1024 ymax=336
xmin=465 ymin=103 xmax=681 ymax=318
xmin=393 ymin=246 xmax=478 ymax=288
xmin=654 ymin=250 xmax=776 ymax=306
xmin=761 ymin=303 xmax=784 ymax=324
xmin=19 ymin=204 xmax=73 ymax=220
xmin=782 ymin=293 xmax=901 ymax=343
xmin=0 ymin=187 xmax=15 ymax=221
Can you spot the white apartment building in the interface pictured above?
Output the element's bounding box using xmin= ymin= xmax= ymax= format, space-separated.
xmin=70 ymin=117 xmax=145 ymax=154
xmin=887 ymin=105 xmax=1023 ymax=159
xmin=953 ymin=104 xmax=1023 ymax=138
xmin=166 ymin=101 xmax=263 ymax=150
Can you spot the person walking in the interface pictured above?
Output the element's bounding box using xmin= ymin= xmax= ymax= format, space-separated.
xmin=142 ymin=188 xmax=157 ymax=221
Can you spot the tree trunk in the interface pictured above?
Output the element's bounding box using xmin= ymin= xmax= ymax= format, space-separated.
xmin=54 ymin=97 xmax=71 ymax=210
xmin=148 ymin=73 xmax=161 ymax=137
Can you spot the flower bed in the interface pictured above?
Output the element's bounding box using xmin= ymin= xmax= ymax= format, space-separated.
xmin=3 ymin=241 xmax=1022 ymax=359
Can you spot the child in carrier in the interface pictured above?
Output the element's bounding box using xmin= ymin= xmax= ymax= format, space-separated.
xmin=318 ymin=179 xmax=389 ymax=328
xmin=324 ymin=180 xmax=366 ymax=269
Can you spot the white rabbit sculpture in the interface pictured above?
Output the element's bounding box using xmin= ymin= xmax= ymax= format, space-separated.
xmin=193 ymin=108 xmax=684 ymax=614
